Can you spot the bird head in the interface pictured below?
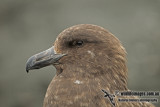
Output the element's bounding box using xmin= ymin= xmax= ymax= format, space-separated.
xmin=26 ymin=24 xmax=127 ymax=89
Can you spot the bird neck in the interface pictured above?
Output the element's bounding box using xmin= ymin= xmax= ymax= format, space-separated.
xmin=56 ymin=62 xmax=128 ymax=93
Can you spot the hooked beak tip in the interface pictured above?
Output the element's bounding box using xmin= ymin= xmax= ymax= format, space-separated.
xmin=26 ymin=66 xmax=30 ymax=73
xmin=25 ymin=46 xmax=66 ymax=73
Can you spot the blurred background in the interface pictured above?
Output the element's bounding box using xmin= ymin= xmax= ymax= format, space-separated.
xmin=0 ymin=0 xmax=160 ymax=106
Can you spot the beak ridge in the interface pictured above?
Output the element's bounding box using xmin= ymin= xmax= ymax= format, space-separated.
xmin=26 ymin=46 xmax=65 ymax=73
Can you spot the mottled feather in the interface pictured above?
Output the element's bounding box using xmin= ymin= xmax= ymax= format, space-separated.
xmin=39 ymin=24 xmax=154 ymax=107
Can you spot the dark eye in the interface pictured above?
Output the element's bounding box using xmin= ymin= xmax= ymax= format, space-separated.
xmin=76 ymin=40 xmax=83 ymax=46
xmin=69 ymin=40 xmax=84 ymax=47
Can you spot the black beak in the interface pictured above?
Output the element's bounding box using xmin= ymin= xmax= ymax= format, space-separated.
xmin=26 ymin=46 xmax=66 ymax=73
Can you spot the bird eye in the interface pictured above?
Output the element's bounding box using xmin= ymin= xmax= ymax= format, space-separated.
xmin=76 ymin=40 xmax=83 ymax=46
xmin=69 ymin=40 xmax=84 ymax=47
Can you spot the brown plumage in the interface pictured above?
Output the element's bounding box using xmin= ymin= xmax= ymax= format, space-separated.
xmin=26 ymin=24 xmax=155 ymax=107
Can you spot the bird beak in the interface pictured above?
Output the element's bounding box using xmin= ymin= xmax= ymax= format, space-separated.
xmin=26 ymin=46 xmax=66 ymax=73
